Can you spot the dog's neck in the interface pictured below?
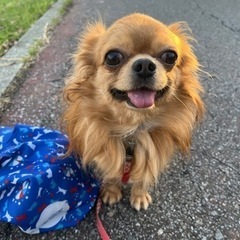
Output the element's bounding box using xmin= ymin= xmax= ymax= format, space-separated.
xmin=121 ymin=122 xmax=150 ymax=159
xmin=123 ymin=136 xmax=135 ymax=160
xmin=121 ymin=121 xmax=153 ymax=137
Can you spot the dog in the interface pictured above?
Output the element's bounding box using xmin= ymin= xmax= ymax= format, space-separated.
xmin=63 ymin=13 xmax=204 ymax=211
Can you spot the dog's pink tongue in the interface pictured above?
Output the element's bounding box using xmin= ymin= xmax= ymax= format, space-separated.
xmin=127 ymin=89 xmax=156 ymax=108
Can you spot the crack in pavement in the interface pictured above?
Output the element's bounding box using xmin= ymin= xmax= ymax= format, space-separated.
xmin=192 ymin=0 xmax=240 ymax=37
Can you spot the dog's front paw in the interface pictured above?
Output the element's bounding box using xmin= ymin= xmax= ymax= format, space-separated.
xmin=130 ymin=188 xmax=152 ymax=211
xmin=100 ymin=184 xmax=122 ymax=205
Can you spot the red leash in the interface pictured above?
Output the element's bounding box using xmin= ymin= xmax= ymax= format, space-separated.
xmin=96 ymin=197 xmax=111 ymax=240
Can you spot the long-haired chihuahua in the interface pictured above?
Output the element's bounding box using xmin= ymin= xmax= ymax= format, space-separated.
xmin=63 ymin=13 xmax=204 ymax=210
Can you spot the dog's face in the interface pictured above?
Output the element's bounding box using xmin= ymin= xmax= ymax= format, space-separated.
xmin=68 ymin=13 xmax=201 ymax=119
xmin=94 ymin=16 xmax=179 ymax=110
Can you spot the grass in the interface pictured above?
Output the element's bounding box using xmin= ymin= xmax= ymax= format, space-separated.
xmin=48 ymin=0 xmax=72 ymax=31
xmin=23 ymin=0 xmax=73 ymax=63
xmin=0 ymin=0 xmax=58 ymax=57
xmin=24 ymin=39 xmax=45 ymax=63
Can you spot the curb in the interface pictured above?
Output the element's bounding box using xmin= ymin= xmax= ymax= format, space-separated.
xmin=0 ymin=0 xmax=68 ymax=97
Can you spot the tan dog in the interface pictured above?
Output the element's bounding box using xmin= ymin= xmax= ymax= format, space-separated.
xmin=63 ymin=13 xmax=204 ymax=210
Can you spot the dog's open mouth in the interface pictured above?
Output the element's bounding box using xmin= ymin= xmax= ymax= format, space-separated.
xmin=110 ymin=86 xmax=169 ymax=108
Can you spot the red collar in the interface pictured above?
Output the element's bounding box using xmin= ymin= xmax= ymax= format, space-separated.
xmin=121 ymin=159 xmax=132 ymax=184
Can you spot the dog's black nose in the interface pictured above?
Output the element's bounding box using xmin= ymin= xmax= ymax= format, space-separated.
xmin=132 ymin=59 xmax=156 ymax=79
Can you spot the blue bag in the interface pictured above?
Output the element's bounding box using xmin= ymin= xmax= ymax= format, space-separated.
xmin=0 ymin=124 xmax=100 ymax=234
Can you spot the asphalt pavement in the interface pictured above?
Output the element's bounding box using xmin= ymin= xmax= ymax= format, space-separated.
xmin=0 ymin=0 xmax=239 ymax=239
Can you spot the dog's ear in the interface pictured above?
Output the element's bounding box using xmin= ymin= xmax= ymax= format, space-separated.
xmin=64 ymin=22 xmax=106 ymax=103
xmin=168 ymin=22 xmax=205 ymax=123
xmin=74 ymin=22 xmax=106 ymax=80
xmin=69 ymin=22 xmax=106 ymax=83
xmin=168 ymin=22 xmax=199 ymax=73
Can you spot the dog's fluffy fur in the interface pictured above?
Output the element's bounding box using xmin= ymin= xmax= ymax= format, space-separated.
xmin=63 ymin=13 xmax=204 ymax=210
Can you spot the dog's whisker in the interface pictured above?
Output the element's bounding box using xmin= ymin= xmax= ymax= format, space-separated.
xmin=173 ymin=92 xmax=190 ymax=111
xmin=165 ymin=83 xmax=190 ymax=111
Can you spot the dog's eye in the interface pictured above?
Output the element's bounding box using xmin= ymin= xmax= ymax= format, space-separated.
xmin=105 ymin=51 xmax=124 ymax=67
xmin=160 ymin=51 xmax=178 ymax=66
